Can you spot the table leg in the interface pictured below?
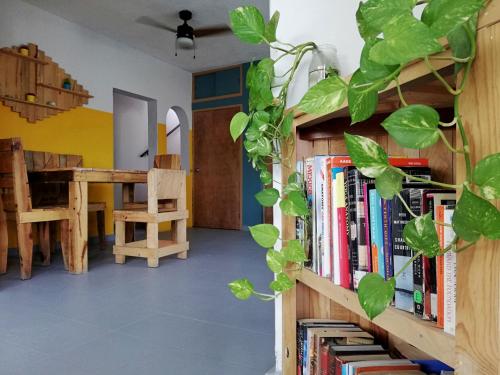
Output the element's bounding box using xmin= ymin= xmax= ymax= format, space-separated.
xmin=69 ymin=181 xmax=88 ymax=274
xmin=122 ymin=183 xmax=135 ymax=243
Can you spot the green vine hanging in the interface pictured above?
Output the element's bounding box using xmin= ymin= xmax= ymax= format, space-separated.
xmin=227 ymin=0 xmax=500 ymax=320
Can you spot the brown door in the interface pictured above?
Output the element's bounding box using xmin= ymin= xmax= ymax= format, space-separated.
xmin=193 ymin=105 xmax=242 ymax=229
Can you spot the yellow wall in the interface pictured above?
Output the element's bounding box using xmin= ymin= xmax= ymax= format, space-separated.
xmin=1 ymin=104 xmax=192 ymax=248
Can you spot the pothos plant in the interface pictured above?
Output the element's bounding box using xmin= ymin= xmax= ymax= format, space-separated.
xmin=228 ymin=0 xmax=500 ymax=320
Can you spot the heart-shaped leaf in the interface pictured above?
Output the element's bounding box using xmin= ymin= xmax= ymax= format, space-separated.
xmin=344 ymin=133 xmax=389 ymax=178
xmin=403 ymin=213 xmax=441 ymax=257
xmin=382 ymin=105 xmax=441 ymax=149
xmin=260 ymin=170 xmax=273 ymax=185
xmin=282 ymin=240 xmax=307 ymax=263
xmin=228 ymin=278 xmax=254 ymax=300
xmin=229 ymin=6 xmax=266 ymax=44
xmin=281 ymin=111 xmax=294 ymax=137
xmin=280 ymin=191 xmax=309 ymax=216
xmin=452 ymin=187 xmax=500 ymax=242
xmin=288 ymin=172 xmax=302 ymax=184
xmin=355 ymin=2 xmax=380 ymax=41
xmin=358 ymin=273 xmax=396 ymax=320
xmin=255 ymin=137 xmax=272 ymax=156
xmin=421 ymin=0 xmax=484 ymax=38
xmin=230 ymin=112 xmax=250 ymax=142
xmin=358 ymin=0 xmax=415 ymax=36
xmin=370 ymin=13 xmax=443 ymax=65
xmin=448 ymin=24 xmax=471 ymax=74
xmin=473 ymin=153 xmax=500 ymax=199
xmin=360 ymin=39 xmax=399 ymax=81
xmin=298 ymin=75 xmax=347 ymax=115
xmin=257 ymin=58 xmax=275 ymax=83
xmin=375 ymin=168 xmax=403 ymax=199
xmin=249 ymin=224 xmax=280 ymax=248
xmin=283 ymin=182 xmax=302 ymax=195
xmin=266 ymin=249 xmax=286 ymax=273
xmin=265 ymin=10 xmax=280 ymax=42
xmin=255 ymin=188 xmax=280 ymax=207
xmin=348 ymin=69 xmax=379 ymax=124
xmin=269 ymin=272 xmax=295 ymax=292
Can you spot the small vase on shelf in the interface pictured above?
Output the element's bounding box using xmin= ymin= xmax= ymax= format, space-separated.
xmin=308 ymin=44 xmax=340 ymax=88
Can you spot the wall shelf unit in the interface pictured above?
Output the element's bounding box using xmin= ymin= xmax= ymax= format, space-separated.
xmin=0 ymin=48 xmax=48 ymax=64
xmin=280 ymin=4 xmax=500 ymax=374
xmin=0 ymin=96 xmax=66 ymax=111
xmin=36 ymin=83 xmax=94 ymax=98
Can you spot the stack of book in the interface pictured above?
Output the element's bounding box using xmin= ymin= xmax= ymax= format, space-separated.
xmin=298 ymin=155 xmax=456 ymax=333
xmin=297 ymin=318 xmax=454 ymax=375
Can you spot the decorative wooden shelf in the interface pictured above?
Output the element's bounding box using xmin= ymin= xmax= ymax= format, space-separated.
xmin=297 ymin=268 xmax=455 ymax=366
xmin=0 ymin=49 xmax=47 ymax=65
xmin=36 ymin=83 xmax=93 ymax=98
xmin=0 ymin=96 xmax=66 ymax=111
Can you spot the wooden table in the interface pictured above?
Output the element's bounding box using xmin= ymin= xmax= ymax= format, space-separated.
xmin=29 ymin=168 xmax=147 ymax=274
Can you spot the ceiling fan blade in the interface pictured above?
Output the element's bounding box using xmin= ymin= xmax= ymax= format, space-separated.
xmin=193 ymin=25 xmax=232 ymax=38
xmin=135 ymin=16 xmax=177 ymax=33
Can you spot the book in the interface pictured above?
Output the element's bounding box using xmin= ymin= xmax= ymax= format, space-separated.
xmin=322 ymin=157 xmax=332 ymax=278
xmin=362 ymin=183 xmax=372 ymax=273
xmin=314 ymin=156 xmax=329 ymax=276
xmin=305 ymin=158 xmax=314 ymax=269
xmin=336 ymin=170 xmax=350 ymax=289
xmin=343 ymin=359 xmax=418 ymax=375
xmin=443 ymin=206 xmax=456 ymax=335
xmin=369 ymin=188 xmax=384 ymax=278
xmin=333 ymin=354 xmax=392 ymax=375
xmin=382 ymin=198 xmax=393 ymax=280
xmin=328 ymin=345 xmax=387 ymax=375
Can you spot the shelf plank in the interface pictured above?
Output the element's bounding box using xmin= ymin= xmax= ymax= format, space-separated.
xmin=297 ymin=268 xmax=456 ymax=366
xmin=0 ymin=96 xmax=66 ymax=111
xmin=0 ymin=49 xmax=48 ymax=65
xmin=37 ymin=83 xmax=93 ymax=98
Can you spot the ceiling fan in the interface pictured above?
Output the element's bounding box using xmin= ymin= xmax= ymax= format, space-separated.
xmin=136 ymin=10 xmax=232 ymax=57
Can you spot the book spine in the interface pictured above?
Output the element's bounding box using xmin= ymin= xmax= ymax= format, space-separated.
xmin=347 ymin=168 xmax=358 ymax=283
xmin=296 ymin=160 xmax=305 ymax=243
xmin=337 ymin=171 xmax=350 ymax=289
xmin=436 ymin=205 xmax=445 ymax=328
xmin=320 ymin=344 xmax=329 ymax=375
xmin=343 ymin=167 xmax=353 ymax=289
xmin=382 ymin=199 xmax=393 ymax=280
xmin=305 ymin=158 xmax=314 ymax=269
xmin=443 ymin=207 xmax=456 ymax=335
xmin=423 ymin=193 xmax=437 ymax=321
xmin=363 ymin=183 xmax=372 ymax=273
xmin=410 ymin=189 xmax=424 ymax=317
xmin=369 ymin=189 xmax=384 ymax=277
xmin=322 ymin=158 xmax=332 ymax=278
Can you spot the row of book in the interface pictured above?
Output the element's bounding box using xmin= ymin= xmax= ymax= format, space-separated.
xmin=296 ymin=156 xmax=456 ymax=334
xmin=297 ymin=318 xmax=454 ymax=375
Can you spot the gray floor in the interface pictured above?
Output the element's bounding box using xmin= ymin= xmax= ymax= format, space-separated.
xmin=0 ymin=228 xmax=275 ymax=375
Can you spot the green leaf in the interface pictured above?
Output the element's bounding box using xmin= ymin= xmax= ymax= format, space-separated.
xmin=370 ymin=13 xmax=443 ymax=65
xmin=265 ymin=10 xmax=280 ymax=42
xmin=255 ymin=188 xmax=280 ymax=207
xmin=283 ymin=182 xmax=302 ymax=195
xmin=245 ymin=124 xmax=261 ymax=142
xmin=358 ymin=273 xmax=395 ymax=320
xmin=246 ymin=62 xmax=256 ymax=89
xmin=448 ymin=24 xmax=471 ymax=73
xmin=229 ymin=6 xmax=266 ymax=44
xmin=257 ymin=58 xmax=275 ymax=83
xmin=253 ymin=111 xmax=271 ymax=128
xmin=228 ymin=278 xmax=254 ymax=300
xmin=249 ymin=224 xmax=280 ymax=248
xmin=255 ymin=137 xmax=272 ymax=156
xmin=360 ymin=39 xmax=399 ymax=81
xmin=282 ymin=240 xmax=307 ymax=263
xmin=269 ymin=272 xmax=294 ymax=292
xmin=403 ymin=213 xmax=441 ymax=257
xmin=298 ymin=75 xmax=347 ymax=115
xmin=344 ymin=133 xmax=389 ymax=178
xmin=281 ymin=111 xmax=294 ymax=137
xmin=358 ymin=0 xmax=415 ymax=36
xmin=260 ymin=170 xmax=273 ymax=185
xmin=244 ymin=139 xmax=258 ymax=154
xmin=348 ymin=69 xmax=379 ymax=124
xmin=473 ymin=153 xmax=500 ymax=200
xmin=266 ymin=249 xmax=286 ymax=273
xmin=288 ymin=172 xmax=301 ymax=184
xmin=356 ymin=2 xmax=380 ymax=41
xmin=375 ymin=169 xmax=403 ymax=199
xmin=421 ymin=0 xmax=484 ymax=38
xmin=230 ymin=112 xmax=250 ymax=142
xmin=381 ymin=105 xmax=441 ymax=149
xmin=280 ymin=191 xmax=309 ymax=216
xmin=452 ymin=187 xmax=500 ymax=242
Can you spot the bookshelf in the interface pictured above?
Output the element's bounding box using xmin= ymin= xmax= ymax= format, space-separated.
xmin=280 ymin=4 xmax=500 ymax=374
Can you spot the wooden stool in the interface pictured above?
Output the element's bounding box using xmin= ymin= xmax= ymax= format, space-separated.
xmin=113 ymin=169 xmax=188 ymax=267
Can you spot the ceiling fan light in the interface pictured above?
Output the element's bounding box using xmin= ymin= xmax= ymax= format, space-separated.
xmin=177 ymin=36 xmax=194 ymax=49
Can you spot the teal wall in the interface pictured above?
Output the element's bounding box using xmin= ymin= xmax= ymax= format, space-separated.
xmin=192 ymin=63 xmax=262 ymax=228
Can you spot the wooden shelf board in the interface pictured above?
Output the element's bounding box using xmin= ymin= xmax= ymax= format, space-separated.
xmin=0 ymin=49 xmax=48 ymax=65
xmin=37 ymin=83 xmax=93 ymax=98
xmin=0 ymin=96 xmax=66 ymax=111
xmin=296 ymin=268 xmax=456 ymax=366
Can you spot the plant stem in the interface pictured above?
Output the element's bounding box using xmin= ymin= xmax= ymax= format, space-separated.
xmin=428 ymin=55 xmax=471 ymax=63
xmin=439 ymin=117 xmax=457 ymax=127
xmin=252 ymin=291 xmax=276 ymax=301
xmin=396 ymin=193 xmax=418 ymax=218
xmin=453 ymin=241 xmax=476 ymax=253
xmin=395 ymin=78 xmax=408 ymax=107
xmin=438 ymin=129 xmax=465 ymax=154
xmin=424 ymin=56 xmax=460 ymax=95
xmin=394 ymin=251 xmax=423 ymax=279
xmin=392 ymin=167 xmax=459 ymax=189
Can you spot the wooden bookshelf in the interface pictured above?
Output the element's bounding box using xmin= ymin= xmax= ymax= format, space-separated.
xmin=280 ymin=4 xmax=500 ymax=374
xmin=0 ymin=48 xmax=48 ymax=65
xmin=0 ymin=96 xmax=66 ymax=111
xmin=36 ymin=83 xmax=94 ymax=98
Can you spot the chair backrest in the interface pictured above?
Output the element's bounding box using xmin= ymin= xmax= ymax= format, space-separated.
xmin=0 ymin=138 xmax=32 ymax=214
xmin=147 ymin=168 xmax=186 ymax=213
xmin=154 ymin=154 xmax=181 ymax=170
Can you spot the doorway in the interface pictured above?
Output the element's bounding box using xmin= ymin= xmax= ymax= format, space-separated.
xmin=166 ymin=106 xmax=190 ymax=174
xmin=113 ymin=89 xmax=157 ymax=206
xmin=193 ymin=105 xmax=242 ymax=230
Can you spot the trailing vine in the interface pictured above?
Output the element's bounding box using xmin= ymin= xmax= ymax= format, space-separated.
xmin=228 ymin=0 xmax=500 ymax=320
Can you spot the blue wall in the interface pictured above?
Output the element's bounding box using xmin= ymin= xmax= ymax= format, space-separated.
xmin=192 ymin=63 xmax=262 ymax=228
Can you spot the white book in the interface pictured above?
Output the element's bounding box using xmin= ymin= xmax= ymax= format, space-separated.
xmin=443 ymin=208 xmax=456 ymax=335
xmin=321 ymin=157 xmax=331 ymax=278
xmin=314 ymin=156 xmax=327 ymax=276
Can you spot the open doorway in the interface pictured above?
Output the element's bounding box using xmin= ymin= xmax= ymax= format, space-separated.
xmin=165 ymin=106 xmax=190 ymax=174
xmin=113 ymin=89 xmax=157 ymax=207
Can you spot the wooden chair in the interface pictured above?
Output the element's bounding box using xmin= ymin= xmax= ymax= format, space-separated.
xmin=154 ymin=154 xmax=181 ymax=170
xmin=0 ymin=138 xmax=71 ymax=279
xmin=113 ymin=168 xmax=189 ymax=267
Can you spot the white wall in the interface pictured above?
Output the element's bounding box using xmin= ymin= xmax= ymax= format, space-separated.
xmin=166 ymin=108 xmax=181 ymax=155
xmin=0 ymin=0 xmax=192 ymax=126
xmin=270 ymin=0 xmax=364 ymax=107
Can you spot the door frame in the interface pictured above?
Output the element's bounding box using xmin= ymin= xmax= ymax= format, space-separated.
xmin=192 ymin=104 xmax=243 ymax=229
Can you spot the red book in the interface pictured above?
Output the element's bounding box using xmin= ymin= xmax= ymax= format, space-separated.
xmin=327 ymin=156 xmax=429 ymax=168
xmin=336 ymin=170 xmax=350 ymax=289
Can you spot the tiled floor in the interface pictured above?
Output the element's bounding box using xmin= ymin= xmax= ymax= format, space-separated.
xmin=0 ymin=228 xmax=275 ymax=375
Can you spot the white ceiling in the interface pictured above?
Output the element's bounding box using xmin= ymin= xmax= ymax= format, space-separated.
xmin=21 ymin=0 xmax=269 ymax=72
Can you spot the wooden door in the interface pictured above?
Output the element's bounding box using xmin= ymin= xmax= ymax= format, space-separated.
xmin=193 ymin=105 xmax=242 ymax=229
